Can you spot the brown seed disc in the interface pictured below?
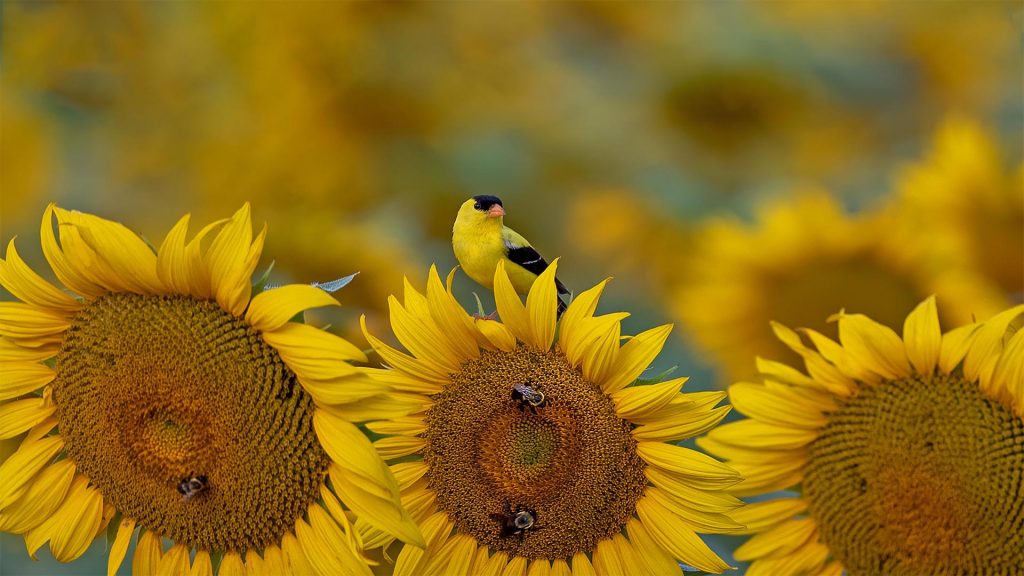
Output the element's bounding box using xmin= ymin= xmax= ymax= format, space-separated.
xmin=422 ymin=346 xmax=647 ymax=560
xmin=53 ymin=293 xmax=330 ymax=554
xmin=804 ymin=374 xmax=1024 ymax=575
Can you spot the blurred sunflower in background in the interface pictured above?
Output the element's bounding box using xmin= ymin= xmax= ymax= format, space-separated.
xmin=895 ymin=117 xmax=1024 ymax=303
xmin=0 ymin=205 xmax=422 ymax=575
xmin=357 ymin=262 xmax=741 ymax=575
xmin=673 ymin=191 xmax=1006 ymax=385
xmin=701 ymin=298 xmax=1024 ymax=575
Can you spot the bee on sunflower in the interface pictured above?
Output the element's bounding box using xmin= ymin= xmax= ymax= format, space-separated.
xmin=0 ymin=204 xmax=423 ymax=575
xmin=357 ymin=259 xmax=743 ymax=575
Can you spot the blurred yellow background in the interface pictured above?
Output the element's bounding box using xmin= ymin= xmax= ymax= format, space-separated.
xmin=2 ymin=1 xmax=1021 ymax=573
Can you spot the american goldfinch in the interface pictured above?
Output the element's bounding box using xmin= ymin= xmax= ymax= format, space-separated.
xmin=453 ymin=195 xmax=570 ymax=315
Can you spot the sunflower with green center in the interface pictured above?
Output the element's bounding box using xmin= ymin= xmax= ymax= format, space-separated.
xmin=674 ymin=192 xmax=1006 ymax=385
xmin=0 ymin=204 xmax=423 ymax=575
xmin=357 ymin=259 xmax=742 ymax=575
xmin=700 ymin=298 xmax=1024 ymax=575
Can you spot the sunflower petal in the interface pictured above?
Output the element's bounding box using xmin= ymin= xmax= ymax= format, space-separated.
xmin=631 ymin=405 xmax=731 ymax=442
xmin=592 ymin=537 xmax=626 ymax=576
xmin=389 ymin=295 xmax=463 ymax=373
xmin=551 ymin=559 xmax=572 ymax=576
xmin=502 ymin=556 xmax=529 ymax=576
xmin=0 ymin=361 xmax=55 ymax=401
xmin=246 ymin=285 xmax=340 ymax=333
xmin=218 ymin=552 xmax=246 ymax=576
xmin=637 ymin=442 xmax=741 ymax=487
xmin=635 ymin=496 xmax=732 ymax=573
xmin=426 ymin=266 xmax=480 ymax=360
xmin=644 ymin=467 xmax=743 ymax=514
xmin=834 ymin=312 xmax=911 ymax=379
xmin=645 ymin=487 xmax=745 ymax=534
xmin=734 ymin=517 xmax=816 ymax=561
xmin=0 ymin=302 xmax=71 ymax=341
xmin=0 ymin=338 xmax=56 ymax=362
xmin=729 ymin=498 xmax=807 ymax=535
xmin=493 ymin=260 xmax=531 ymax=346
xmin=526 ymin=558 xmax=551 ymax=576
xmin=481 ymin=551 xmax=510 ymax=576
xmin=362 ymin=315 xmax=451 ymax=384
xmin=263 ymin=322 xmax=366 ymax=374
xmin=0 ymin=397 xmax=56 ymax=439
xmin=424 ymin=533 xmax=477 ymax=576
xmin=728 ymin=383 xmax=828 ymax=429
xmin=903 ymin=296 xmax=941 ymax=375
xmin=625 ymin=518 xmax=681 ymax=576
xmin=40 ymin=204 xmax=105 ymax=298
xmin=183 ymin=218 xmax=227 ymax=300
xmin=155 ymin=214 xmax=193 ymax=294
xmin=156 ymin=544 xmax=191 ymax=576
xmin=263 ymin=545 xmax=286 ymax=576
xmin=610 ymin=377 xmax=688 ymax=420
xmin=24 ymin=475 xmax=103 ymax=562
xmin=394 ymin=512 xmax=453 ymax=576
xmin=474 ymin=318 xmax=517 ymax=352
xmin=207 ymin=204 xmax=258 ymax=317
xmin=56 ymin=208 xmax=163 ymax=294
xmin=729 ymin=458 xmax=807 ymax=497
xmin=0 ymin=460 xmax=75 ymax=534
xmin=131 ymin=529 xmax=163 ymax=574
xmin=373 ymin=435 xmax=428 ymax=460
xmin=563 ymin=312 xmax=627 ymax=370
xmin=991 ymin=328 xmax=1024 ymax=409
xmin=939 ymin=322 xmax=981 ymax=374
xmin=0 ymin=240 xmax=80 ymax=312
xmin=107 ymin=517 xmax=136 ymax=576
xmin=705 ymin=419 xmax=817 ymax=451
xmin=601 ymin=324 xmax=672 ymax=394
xmin=964 ymin=304 xmax=1024 ymax=387
xmin=365 ymin=417 xmax=426 ymax=437
xmin=770 ymin=322 xmax=855 ymax=396
xmin=0 ymin=434 xmax=63 ymax=510
xmin=315 ymin=412 xmax=424 ymax=547
xmin=525 ymin=258 xmax=559 ymax=352
xmin=579 ymin=316 xmax=621 ymax=385
xmin=282 ymin=531 xmax=315 ymax=576
xmin=559 ymin=279 xmax=609 ymax=350
xmin=570 ymin=552 xmax=596 ymax=576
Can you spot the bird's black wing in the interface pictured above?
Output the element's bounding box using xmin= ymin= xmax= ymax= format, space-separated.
xmin=505 ymin=245 xmax=570 ymax=297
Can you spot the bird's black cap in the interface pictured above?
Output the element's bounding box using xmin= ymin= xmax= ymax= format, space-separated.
xmin=472 ymin=195 xmax=503 ymax=211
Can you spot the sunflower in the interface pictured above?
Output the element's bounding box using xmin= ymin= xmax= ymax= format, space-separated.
xmin=700 ymin=298 xmax=1024 ymax=575
xmin=895 ymin=117 xmax=1023 ymax=300
xmin=0 ymin=204 xmax=423 ymax=575
xmin=357 ymin=259 xmax=742 ymax=575
xmin=673 ymin=192 xmax=1006 ymax=385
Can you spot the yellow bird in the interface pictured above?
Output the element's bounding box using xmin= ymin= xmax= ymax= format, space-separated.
xmin=453 ymin=195 xmax=570 ymax=315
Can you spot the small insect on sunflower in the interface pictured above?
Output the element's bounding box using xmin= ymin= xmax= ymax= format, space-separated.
xmin=358 ymin=259 xmax=743 ymax=575
xmin=701 ymin=297 xmax=1024 ymax=575
xmin=0 ymin=204 xmax=423 ymax=575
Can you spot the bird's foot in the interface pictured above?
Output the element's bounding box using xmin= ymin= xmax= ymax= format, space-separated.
xmin=472 ymin=310 xmax=499 ymax=321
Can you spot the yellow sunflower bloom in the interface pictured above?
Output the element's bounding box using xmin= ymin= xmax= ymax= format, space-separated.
xmin=895 ymin=117 xmax=1023 ymax=300
xmin=674 ymin=192 xmax=1005 ymax=385
xmin=701 ymin=298 xmax=1024 ymax=575
xmin=358 ymin=259 xmax=741 ymax=575
xmin=0 ymin=204 xmax=423 ymax=575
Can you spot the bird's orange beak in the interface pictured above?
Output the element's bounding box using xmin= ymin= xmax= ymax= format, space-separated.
xmin=487 ymin=205 xmax=506 ymax=218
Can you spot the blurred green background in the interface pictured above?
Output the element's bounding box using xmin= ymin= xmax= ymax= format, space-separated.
xmin=1 ymin=1 xmax=1021 ymax=574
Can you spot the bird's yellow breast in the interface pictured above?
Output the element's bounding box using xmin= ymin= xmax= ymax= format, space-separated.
xmin=452 ymin=199 xmax=541 ymax=296
xmin=452 ymin=221 xmax=506 ymax=290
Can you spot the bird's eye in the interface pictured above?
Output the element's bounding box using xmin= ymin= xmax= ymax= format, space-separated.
xmin=474 ymin=201 xmax=482 ymax=210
